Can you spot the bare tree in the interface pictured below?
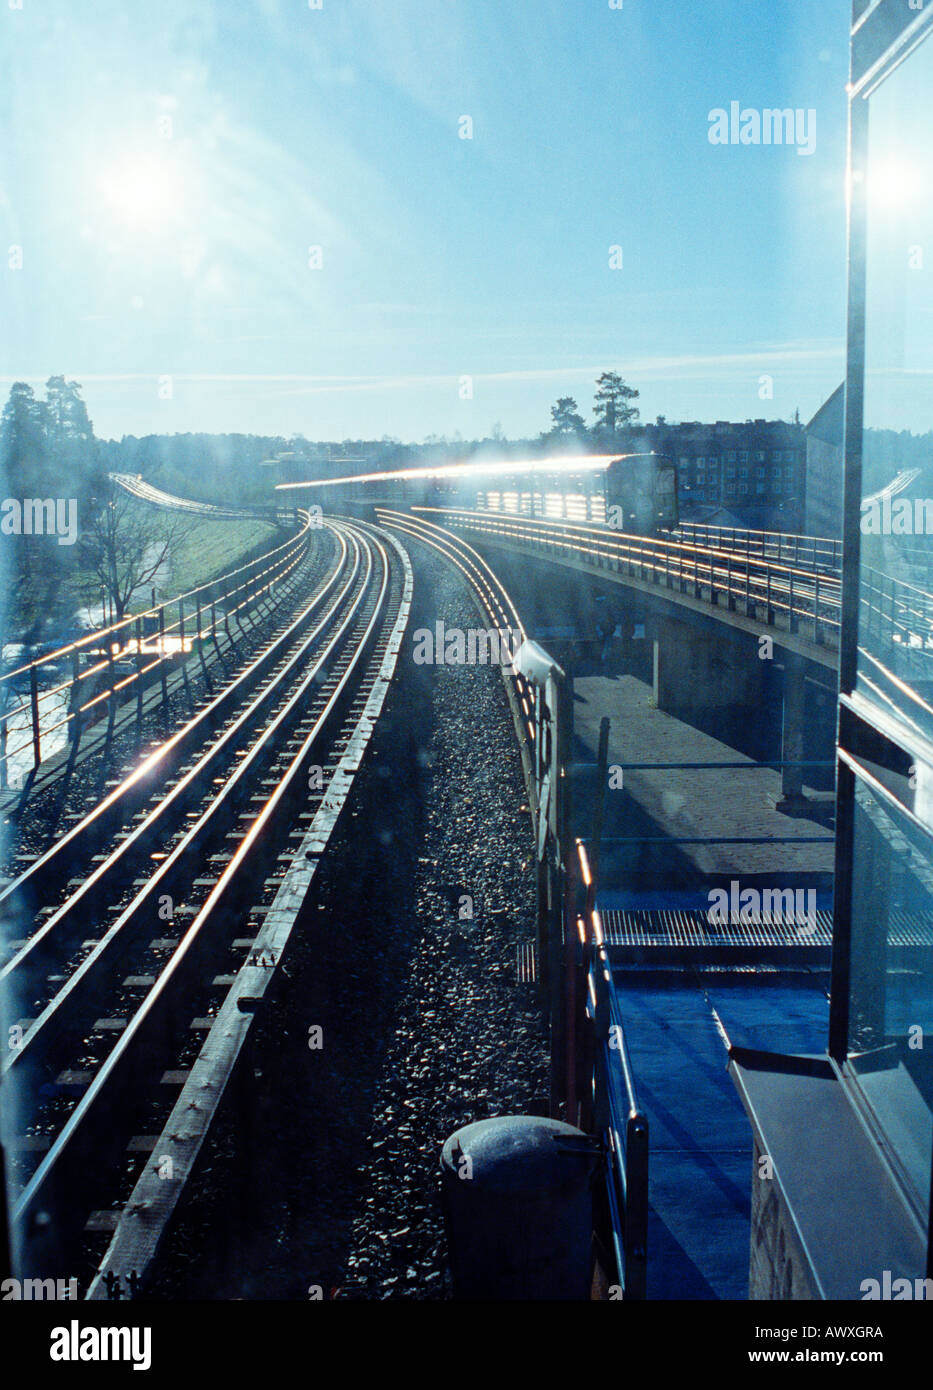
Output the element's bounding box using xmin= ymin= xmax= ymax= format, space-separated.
xmin=80 ymin=482 xmax=193 ymax=623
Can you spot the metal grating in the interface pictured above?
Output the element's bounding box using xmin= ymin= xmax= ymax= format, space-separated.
xmin=602 ymin=908 xmax=833 ymax=953
xmin=600 ymin=907 xmax=933 ymax=955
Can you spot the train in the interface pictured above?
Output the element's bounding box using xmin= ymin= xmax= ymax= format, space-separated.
xmin=278 ymin=452 xmax=679 ymax=537
xmin=471 ymin=453 xmax=677 ymax=534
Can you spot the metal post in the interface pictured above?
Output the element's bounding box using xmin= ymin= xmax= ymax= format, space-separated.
xmin=233 ymin=580 xmax=245 ymax=633
xmin=210 ymin=588 xmax=225 ymax=666
xmin=789 ymin=569 xmax=797 ymax=633
xmin=158 ymin=605 xmax=168 ymax=704
xmin=223 ymin=582 xmax=235 ymax=649
xmin=68 ymin=648 xmax=82 ymax=743
xmin=178 ymin=598 xmax=191 ymax=705
xmin=196 ymin=596 xmax=213 ymax=692
xmin=135 ymin=618 xmax=144 ymax=728
xmin=66 ymin=650 xmax=83 ymax=773
xmin=814 ymin=572 xmax=821 ymax=644
xmin=589 ymin=718 xmax=611 ymax=920
xmin=29 ymin=665 xmax=41 ymax=771
xmin=106 ymin=636 xmax=117 ymax=747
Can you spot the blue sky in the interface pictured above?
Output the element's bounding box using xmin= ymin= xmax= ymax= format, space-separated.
xmin=0 ymin=0 xmax=853 ymax=443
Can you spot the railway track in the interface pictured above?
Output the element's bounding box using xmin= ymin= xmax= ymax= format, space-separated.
xmin=0 ymin=519 xmax=345 ymax=946
xmin=1 ymin=516 xmax=412 ymax=1297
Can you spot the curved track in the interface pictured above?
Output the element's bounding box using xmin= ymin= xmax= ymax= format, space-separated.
xmin=2 ymin=516 xmax=412 ymax=1297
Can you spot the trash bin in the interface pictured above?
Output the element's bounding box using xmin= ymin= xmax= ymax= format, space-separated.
xmin=440 ymin=1115 xmax=598 ymax=1300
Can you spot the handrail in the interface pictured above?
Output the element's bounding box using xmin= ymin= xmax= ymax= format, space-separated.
xmin=0 ymin=508 xmax=312 ymax=786
xmin=578 ymin=841 xmax=648 ymax=1299
xmin=676 ymin=520 xmax=842 ymax=571
xmin=420 ymin=505 xmax=845 ymax=647
xmin=0 ymin=505 xmax=302 ymax=687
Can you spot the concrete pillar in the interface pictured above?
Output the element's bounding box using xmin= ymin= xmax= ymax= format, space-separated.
xmin=777 ymin=651 xmax=809 ymax=811
xmin=651 ymin=619 xmax=765 ymax=722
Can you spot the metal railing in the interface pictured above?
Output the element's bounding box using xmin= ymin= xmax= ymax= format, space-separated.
xmin=861 ymin=566 xmax=933 ymax=666
xmin=111 ymin=473 xmax=285 ymax=524
xmin=576 ymin=842 xmax=648 ymax=1300
xmin=676 ymin=520 xmax=842 ymax=572
xmin=0 ymin=509 xmax=312 ymax=788
xmin=420 ymin=506 xmax=844 ymax=649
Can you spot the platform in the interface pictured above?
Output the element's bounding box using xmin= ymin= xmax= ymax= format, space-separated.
xmin=563 ymin=656 xmax=837 ymax=1296
xmin=615 ymin=967 xmax=830 ymax=1299
xmin=569 ymin=663 xmax=834 ymax=900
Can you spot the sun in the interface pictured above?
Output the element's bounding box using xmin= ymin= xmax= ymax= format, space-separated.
xmin=867 ymin=159 xmax=916 ymax=213
xmin=99 ymin=153 xmax=187 ymax=228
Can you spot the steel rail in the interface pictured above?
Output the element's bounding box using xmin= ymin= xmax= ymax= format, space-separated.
xmin=0 ymin=525 xmax=353 ymax=968
xmin=10 ymin=521 xmax=397 ymax=1280
xmin=2 ymin=526 xmax=369 ymax=1089
xmin=377 ymin=508 xmax=540 ymax=740
xmin=84 ymin=522 xmax=413 ymax=1298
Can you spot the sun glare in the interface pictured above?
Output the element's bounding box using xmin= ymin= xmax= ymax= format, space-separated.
xmin=99 ymin=154 xmax=187 ymax=227
xmin=867 ymin=159 xmax=916 ymax=213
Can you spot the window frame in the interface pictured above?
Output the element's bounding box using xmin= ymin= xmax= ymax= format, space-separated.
xmin=831 ymin=0 xmax=933 ymax=1273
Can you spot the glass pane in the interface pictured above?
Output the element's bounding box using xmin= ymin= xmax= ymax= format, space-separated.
xmin=856 ymin=34 xmax=933 ymax=741
xmin=848 ymin=773 xmax=933 ymax=1214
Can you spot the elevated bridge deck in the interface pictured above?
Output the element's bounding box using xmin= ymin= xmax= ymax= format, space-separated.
xmin=417 ymin=507 xmax=933 ymax=688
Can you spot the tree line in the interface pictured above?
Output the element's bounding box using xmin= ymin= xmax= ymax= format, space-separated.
xmin=542 ymin=372 xmax=640 ymax=448
xmin=0 ymin=379 xmax=190 ymax=643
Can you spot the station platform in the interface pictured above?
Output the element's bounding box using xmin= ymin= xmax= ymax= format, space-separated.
xmin=613 ymin=966 xmax=830 ymax=1299
xmin=569 ymin=662 xmax=835 ymax=904
xmin=565 ymin=656 xmax=837 ymax=1297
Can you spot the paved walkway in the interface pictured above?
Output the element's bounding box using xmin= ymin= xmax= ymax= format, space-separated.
xmin=571 ymin=668 xmax=834 ymax=905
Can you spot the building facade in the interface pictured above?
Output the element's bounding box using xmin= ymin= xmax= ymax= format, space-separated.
xmin=644 ymin=418 xmax=806 ymax=531
xmin=804 ymin=384 xmax=846 ymax=538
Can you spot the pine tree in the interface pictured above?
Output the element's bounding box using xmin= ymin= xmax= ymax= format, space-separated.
xmin=592 ymin=372 xmax=640 ymax=444
xmin=545 ymin=397 xmax=588 ymax=441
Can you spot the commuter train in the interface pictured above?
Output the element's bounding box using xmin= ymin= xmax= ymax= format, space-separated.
xmin=470 ymin=454 xmax=678 ymax=535
xmin=280 ymin=453 xmax=678 ymax=537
